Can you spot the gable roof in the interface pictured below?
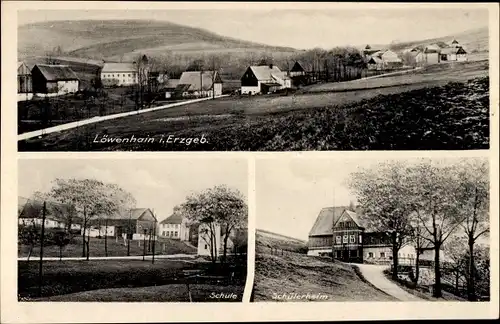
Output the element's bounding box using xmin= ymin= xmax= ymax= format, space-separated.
xmin=160 ymin=213 xmax=183 ymax=224
xmin=178 ymin=71 xmax=221 ymax=91
xmin=441 ymin=46 xmax=467 ymax=55
xmin=368 ymin=56 xmax=383 ymax=64
xmin=18 ymin=197 xmax=76 ymax=222
xmin=309 ymin=206 xmax=347 ymax=236
xmin=101 ymin=62 xmax=136 ymax=73
xmin=33 ymin=64 xmax=79 ymax=81
xmin=335 ymin=209 xmax=363 ymax=227
xmin=271 ymin=71 xmax=291 ymax=81
xmin=248 ymin=65 xmax=282 ymax=81
xmin=104 ymin=208 xmax=155 ymax=221
xmin=424 ymin=44 xmax=442 ymax=53
xmin=164 ymin=79 xmax=180 ymax=89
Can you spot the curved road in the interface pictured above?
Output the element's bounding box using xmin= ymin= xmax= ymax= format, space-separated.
xmin=355 ymin=263 xmax=423 ymax=301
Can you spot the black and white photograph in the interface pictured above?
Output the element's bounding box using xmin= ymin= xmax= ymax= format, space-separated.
xmin=16 ymin=5 xmax=490 ymax=151
xmin=17 ymin=157 xmax=248 ymax=302
xmin=252 ymin=156 xmax=491 ymax=302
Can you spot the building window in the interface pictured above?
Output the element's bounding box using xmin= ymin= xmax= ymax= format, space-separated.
xmin=343 ymin=235 xmax=348 ymax=243
xmin=335 ymin=236 xmax=341 ymax=244
xmin=380 ymin=252 xmax=385 ymax=258
xmin=128 ymin=74 xmax=131 ymax=77
xmin=174 ymin=231 xmax=178 ymax=237
xmin=204 ymin=244 xmax=208 ymax=249
xmin=349 ymin=235 xmax=355 ymax=243
xmin=368 ymin=252 xmax=373 ymax=258
xmin=359 ymin=235 xmax=362 ymax=243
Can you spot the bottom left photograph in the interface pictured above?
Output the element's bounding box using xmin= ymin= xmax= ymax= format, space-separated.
xmin=17 ymin=157 xmax=248 ymax=302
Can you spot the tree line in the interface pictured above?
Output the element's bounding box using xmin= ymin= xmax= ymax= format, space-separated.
xmin=348 ymin=157 xmax=489 ymax=301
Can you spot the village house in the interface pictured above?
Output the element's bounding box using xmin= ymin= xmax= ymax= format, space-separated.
xmin=86 ymin=208 xmax=157 ymax=240
xmin=417 ymin=44 xmax=442 ymax=65
xmin=177 ymin=71 xmax=223 ymax=98
xmin=366 ymin=50 xmax=403 ymax=70
xmin=197 ymin=223 xmax=235 ymax=257
xmin=31 ymin=64 xmax=80 ymax=94
xmin=17 ymin=62 xmax=32 ymax=93
xmin=307 ymin=206 xmax=442 ymax=264
xmin=18 ymin=196 xmax=80 ymax=230
xmin=163 ymin=78 xmax=180 ymax=99
xmin=240 ymin=64 xmax=292 ymax=95
xmin=158 ymin=212 xmax=190 ymax=241
xmin=100 ymin=55 xmax=150 ymax=87
xmin=440 ymin=46 xmax=468 ymax=62
xmin=100 ymin=63 xmax=137 ymax=87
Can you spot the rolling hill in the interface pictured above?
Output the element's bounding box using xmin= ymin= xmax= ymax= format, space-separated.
xmin=18 ymin=19 xmax=298 ymax=61
xmin=388 ymin=27 xmax=489 ymax=53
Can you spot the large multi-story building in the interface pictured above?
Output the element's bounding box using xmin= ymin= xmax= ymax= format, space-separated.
xmin=307 ymin=206 xmax=426 ymax=264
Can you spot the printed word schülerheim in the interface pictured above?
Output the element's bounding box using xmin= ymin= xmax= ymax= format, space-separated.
xmin=93 ymin=134 xmax=208 ymax=145
xmin=271 ymin=293 xmax=329 ymax=301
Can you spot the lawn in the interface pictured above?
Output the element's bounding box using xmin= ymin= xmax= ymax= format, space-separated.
xmin=18 ymin=235 xmax=197 ymax=258
xmin=18 ymin=257 xmax=247 ymax=301
xmin=253 ymin=248 xmax=396 ymax=302
xmin=19 ymin=61 xmax=489 ymax=151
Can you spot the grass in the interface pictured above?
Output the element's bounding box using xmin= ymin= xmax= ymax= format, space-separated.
xmin=18 ymin=236 xmax=197 ymax=258
xmin=253 ymin=244 xmax=396 ymax=302
xmin=33 ymin=284 xmax=244 ymax=302
xmin=256 ymin=233 xmax=308 ymax=254
xmin=19 ymin=61 xmax=489 ymax=151
xmin=18 ymin=257 xmax=247 ymax=301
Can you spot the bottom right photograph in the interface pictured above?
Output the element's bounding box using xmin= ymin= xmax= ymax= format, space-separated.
xmin=252 ymin=155 xmax=490 ymax=302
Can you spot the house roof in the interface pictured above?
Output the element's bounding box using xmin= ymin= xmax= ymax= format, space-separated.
xmin=178 ymin=71 xmax=221 ymax=92
xmin=248 ymin=65 xmax=282 ymax=81
xmin=104 ymin=208 xmax=155 ymax=221
xmin=338 ymin=209 xmax=362 ymax=227
xmin=441 ymin=47 xmax=467 ymax=55
xmin=309 ymin=206 xmax=347 ymax=236
xmin=18 ymin=197 xmax=76 ymax=222
xmin=424 ymin=44 xmax=442 ymax=53
xmin=174 ymin=84 xmax=192 ymax=92
xmin=368 ymin=57 xmax=383 ymax=64
xmin=34 ymin=64 xmax=79 ymax=81
xmin=271 ymin=71 xmax=291 ymax=81
xmin=165 ymin=79 xmax=180 ymax=89
xmin=160 ymin=213 xmax=183 ymax=224
xmin=101 ymin=62 xmax=136 ymax=73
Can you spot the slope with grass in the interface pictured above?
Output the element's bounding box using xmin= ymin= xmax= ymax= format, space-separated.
xmin=18 ymin=19 xmax=297 ymax=61
xmin=256 ymin=230 xmax=308 ymax=254
xmin=253 ymin=246 xmax=396 ymax=301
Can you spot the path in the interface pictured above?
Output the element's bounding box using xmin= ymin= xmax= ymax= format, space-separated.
xmin=355 ymin=263 xmax=423 ymax=301
xmin=18 ymin=95 xmax=229 ymax=141
xmin=18 ymin=253 xmax=197 ymax=262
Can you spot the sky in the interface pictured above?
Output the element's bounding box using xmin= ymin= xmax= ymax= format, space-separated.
xmin=255 ymin=155 xmax=490 ymax=241
xmin=17 ymin=7 xmax=489 ymax=49
xmin=18 ymin=158 xmax=248 ymax=222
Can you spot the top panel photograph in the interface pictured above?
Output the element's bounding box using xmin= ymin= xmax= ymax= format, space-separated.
xmin=16 ymin=6 xmax=491 ymax=151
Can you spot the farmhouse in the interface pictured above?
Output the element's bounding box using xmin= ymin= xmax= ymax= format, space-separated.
xmin=100 ymin=63 xmax=138 ymax=87
xmin=289 ymin=61 xmax=312 ymax=77
xmin=440 ymin=46 xmax=468 ymax=62
xmin=363 ymin=44 xmax=381 ymax=58
xmin=240 ymin=64 xmax=292 ymax=95
xmin=419 ymin=44 xmax=442 ymax=65
xmin=177 ymin=71 xmax=223 ymax=98
xmin=158 ymin=212 xmax=190 ymax=241
xmin=17 ymin=62 xmax=32 ymax=93
xmin=31 ymin=64 xmax=80 ymax=94
xmin=366 ymin=50 xmax=403 ymax=70
xmin=87 ymin=208 xmax=157 ymax=240
xmin=18 ymin=196 xmax=80 ymax=230
xmin=307 ymin=206 xmax=440 ymax=264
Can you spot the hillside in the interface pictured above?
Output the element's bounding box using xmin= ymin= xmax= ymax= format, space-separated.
xmin=388 ymin=27 xmax=489 ymax=53
xmin=256 ymin=231 xmax=308 ymax=254
xmin=18 ymin=19 xmax=297 ymax=61
xmin=253 ymin=242 xmax=396 ymax=301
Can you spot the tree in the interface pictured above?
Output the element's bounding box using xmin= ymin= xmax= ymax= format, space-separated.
xmin=41 ymin=179 xmax=136 ymax=259
xmin=406 ymin=160 xmax=465 ymax=298
xmin=54 ymin=231 xmax=71 ymax=261
xmin=178 ymin=185 xmax=247 ymax=265
xmin=133 ymin=54 xmax=150 ymax=109
xmin=452 ymin=158 xmax=489 ymax=301
xmin=348 ymin=161 xmax=414 ymax=280
xmin=32 ymin=191 xmax=77 ymax=232
xmin=444 ymin=236 xmax=468 ymax=295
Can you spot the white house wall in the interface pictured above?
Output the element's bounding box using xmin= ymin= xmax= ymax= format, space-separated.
xmin=56 ymin=80 xmax=79 ymax=94
xmin=241 ymin=85 xmax=260 ymax=95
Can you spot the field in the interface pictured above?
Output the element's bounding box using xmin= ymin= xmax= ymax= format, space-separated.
xmin=18 ymin=235 xmax=197 ymax=258
xmin=19 ymin=60 xmax=489 ymax=151
xmin=256 ymin=232 xmax=308 ymax=254
xmin=18 ymin=256 xmax=247 ymax=301
xmin=253 ymin=237 xmax=395 ymax=301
